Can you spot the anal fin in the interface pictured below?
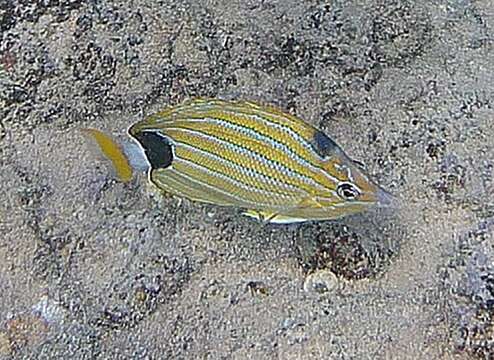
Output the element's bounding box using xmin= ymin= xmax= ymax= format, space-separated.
xmin=242 ymin=210 xmax=309 ymax=224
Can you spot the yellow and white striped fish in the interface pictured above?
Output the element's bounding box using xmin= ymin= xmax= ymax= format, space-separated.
xmin=83 ymin=99 xmax=394 ymax=224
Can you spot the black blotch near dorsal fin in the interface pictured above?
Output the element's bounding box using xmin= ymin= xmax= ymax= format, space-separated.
xmin=311 ymin=130 xmax=340 ymax=158
xmin=132 ymin=131 xmax=173 ymax=169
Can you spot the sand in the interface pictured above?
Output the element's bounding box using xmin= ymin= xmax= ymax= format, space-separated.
xmin=1 ymin=0 xmax=493 ymax=359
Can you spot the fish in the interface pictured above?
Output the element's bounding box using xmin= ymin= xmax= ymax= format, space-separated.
xmin=82 ymin=98 xmax=395 ymax=224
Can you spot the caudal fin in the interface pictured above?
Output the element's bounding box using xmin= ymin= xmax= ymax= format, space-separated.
xmin=81 ymin=128 xmax=134 ymax=183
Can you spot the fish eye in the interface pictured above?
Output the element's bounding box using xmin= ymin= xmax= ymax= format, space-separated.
xmin=337 ymin=182 xmax=360 ymax=200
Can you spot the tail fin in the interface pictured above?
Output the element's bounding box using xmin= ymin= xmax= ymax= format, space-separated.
xmin=81 ymin=128 xmax=134 ymax=183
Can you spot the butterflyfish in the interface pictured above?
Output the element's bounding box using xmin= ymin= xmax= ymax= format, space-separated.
xmin=83 ymin=99 xmax=395 ymax=224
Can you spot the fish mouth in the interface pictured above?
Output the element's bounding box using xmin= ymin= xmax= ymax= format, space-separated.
xmin=375 ymin=188 xmax=400 ymax=209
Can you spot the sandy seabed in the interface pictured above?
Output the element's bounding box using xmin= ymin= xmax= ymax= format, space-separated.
xmin=1 ymin=1 xmax=494 ymax=359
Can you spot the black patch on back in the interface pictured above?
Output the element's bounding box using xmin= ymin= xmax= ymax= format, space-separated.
xmin=133 ymin=131 xmax=173 ymax=169
xmin=312 ymin=130 xmax=339 ymax=158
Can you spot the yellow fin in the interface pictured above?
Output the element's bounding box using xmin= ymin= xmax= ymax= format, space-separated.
xmin=81 ymin=128 xmax=133 ymax=183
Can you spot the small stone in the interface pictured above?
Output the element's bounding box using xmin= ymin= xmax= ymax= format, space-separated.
xmin=246 ymin=281 xmax=269 ymax=296
xmin=303 ymin=269 xmax=339 ymax=295
xmin=6 ymin=314 xmax=49 ymax=350
xmin=32 ymin=295 xmax=67 ymax=325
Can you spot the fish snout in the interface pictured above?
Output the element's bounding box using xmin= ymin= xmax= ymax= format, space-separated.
xmin=375 ymin=187 xmax=400 ymax=209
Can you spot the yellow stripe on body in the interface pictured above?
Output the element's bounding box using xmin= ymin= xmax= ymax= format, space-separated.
xmin=164 ymin=127 xmax=330 ymax=203
xmin=160 ymin=117 xmax=341 ymax=195
xmin=176 ymin=108 xmax=320 ymax=164
xmin=158 ymin=99 xmax=313 ymax=139
xmin=172 ymin=136 xmax=309 ymax=206
xmin=152 ymin=166 xmax=254 ymax=207
xmin=142 ymin=99 xmax=319 ymax=162
xmin=171 ymin=157 xmax=300 ymax=208
xmin=142 ymin=100 xmax=348 ymax=186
